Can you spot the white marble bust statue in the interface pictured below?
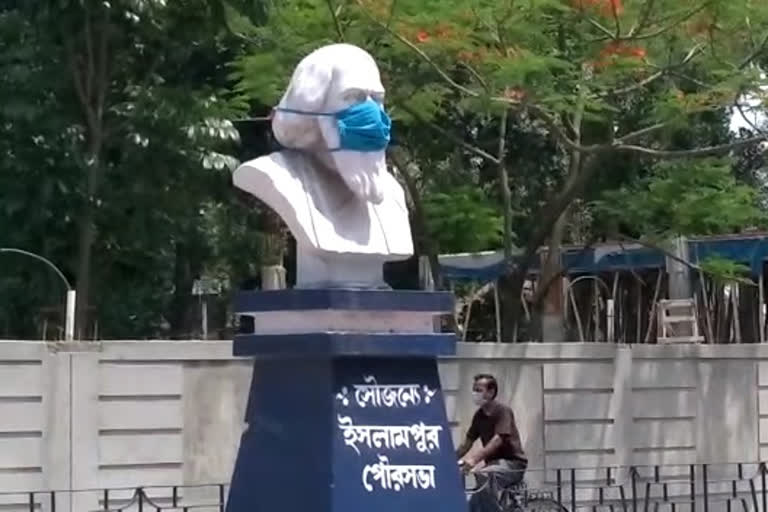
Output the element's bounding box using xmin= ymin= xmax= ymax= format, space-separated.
xmin=232 ymin=44 xmax=413 ymax=289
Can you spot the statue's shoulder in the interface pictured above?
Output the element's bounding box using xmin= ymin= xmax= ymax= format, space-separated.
xmin=233 ymin=152 xmax=304 ymax=193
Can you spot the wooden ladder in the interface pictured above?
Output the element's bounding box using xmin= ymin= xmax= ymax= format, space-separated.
xmin=656 ymin=298 xmax=704 ymax=343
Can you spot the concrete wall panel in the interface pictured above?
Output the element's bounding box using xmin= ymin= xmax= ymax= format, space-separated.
xmin=100 ymin=363 xmax=183 ymax=396
xmin=632 ymin=389 xmax=697 ymax=419
xmin=543 ymin=362 xmax=615 ymax=390
xmin=0 ymin=340 xmax=766 ymax=507
xmin=544 ymin=392 xmax=614 ymax=421
xmin=632 ymin=360 xmax=697 ymax=389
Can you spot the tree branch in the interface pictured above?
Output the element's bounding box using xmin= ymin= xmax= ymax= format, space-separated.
xmin=356 ymin=3 xmax=480 ymax=98
xmin=610 ymin=0 xmax=621 ymax=39
xmin=613 ymin=134 xmax=768 ymax=158
xmin=385 ymin=0 xmax=399 ymax=30
xmin=367 ymin=7 xmax=768 ymax=160
xmin=593 ymin=44 xmax=702 ymax=99
xmin=529 ymin=101 xmax=767 ymax=158
xmin=95 ymin=6 xmax=109 ymax=124
xmin=517 ymin=154 xmax=600 ymax=274
xmin=83 ymin=1 xmax=95 ymax=104
xmin=629 ymin=2 xmax=709 ymax=41
xmin=739 ymin=30 xmax=768 ymax=69
xmin=64 ymin=41 xmax=88 ymax=114
xmin=63 ymin=35 xmax=97 ymax=134
xmin=325 ymin=0 xmax=345 ymax=41
xmin=592 ymin=2 xmax=711 ymax=42
xmin=586 ymin=17 xmax=616 ymax=39
xmin=666 ymin=69 xmax=710 ymax=89
xmin=734 ymin=99 xmax=765 ymax=134
xmin=396 ymin=103 xmax=500 ymax=164
xmin=459 ymin=61 xmax=490 ymax=92
xmin=594 ymin=70 xmax=664 ymax=99
xmin=525 ymin=104 xmax=590 ymax=152
xmin=627 ymin=0 xmax=656 ymax=37
xmin=616 ymin=122 xmax=668 ymax=143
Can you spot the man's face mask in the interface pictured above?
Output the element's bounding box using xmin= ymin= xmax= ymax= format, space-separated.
xmin=275 ymin=98 xmax=391 ymax=152
xmin=472 ymin=391 xmax=487 ymax=407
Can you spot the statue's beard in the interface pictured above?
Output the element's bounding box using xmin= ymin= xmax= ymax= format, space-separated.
xmin=329 ymin=151 xmax=387 ymax=204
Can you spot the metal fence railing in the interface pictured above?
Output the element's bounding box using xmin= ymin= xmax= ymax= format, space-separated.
xmin=0 ymin=483 xmax=227 ymax=512
xmin=525 ymin=463 xmax=768 ymax=511
xmin=4 ymin=462 xmax=768 ymax=511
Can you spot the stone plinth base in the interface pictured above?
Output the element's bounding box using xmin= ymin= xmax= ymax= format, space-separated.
xmin=225 ymin=290 xmax=465 ymax=512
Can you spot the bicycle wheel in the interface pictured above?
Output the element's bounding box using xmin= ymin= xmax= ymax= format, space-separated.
xmin=523 ymin=497 xmax=569 ymax=512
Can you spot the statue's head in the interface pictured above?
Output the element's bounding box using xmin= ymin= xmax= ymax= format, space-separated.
xmin=271 ymin=44 xmax=390 ymax=204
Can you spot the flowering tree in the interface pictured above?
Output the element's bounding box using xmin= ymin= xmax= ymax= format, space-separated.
xmin=359 ymin=0 xmax=768 ymax=332
xmin=231 ymin=0 xmax=768 ymax=336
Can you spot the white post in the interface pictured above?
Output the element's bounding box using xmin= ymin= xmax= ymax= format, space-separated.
xmin=419 ymin=256 xmax=434 ymax=291
xmin=65 ymin=290 xmax=76 ymax=341
xmin=201 ymin=298 xmax=208 ymax=340
xmin=606 ymin=298 xmax=615 ymax=343
xmin=261 ymin=265 xmax=287 ymax=290
xmin=759 ymin=276 xmax=765 ymax=343
xmin=494 ymin=280 xmax=502 ymax=342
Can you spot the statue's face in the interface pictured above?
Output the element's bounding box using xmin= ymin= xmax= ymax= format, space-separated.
xmin=316 ymin=52 xmax=388 ymax=204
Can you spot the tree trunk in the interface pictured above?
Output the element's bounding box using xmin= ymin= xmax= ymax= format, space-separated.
xmin=168 ymin=234 xmax=206 ymax=339
xmin=169 ymin=242 xmax=194 ymax=339
xmin=74 ymin=207 xmax=95 ymax=339
xmin=67 ymin=3 xmax=111 ymax=339
xmin=74 ymin=145 xmax=102 ymax=339
xmin=538 ymin=210 xmax=569 ymax=341
xmin=389 ymin=151 xmax=442 ymax=288
xmin=497 ymin=109 xmax=513 ymax=263
xmin=260 ymin=209 xmax=287 ymax=289
xmin=501 ymin=75 xmax=589 ymax=341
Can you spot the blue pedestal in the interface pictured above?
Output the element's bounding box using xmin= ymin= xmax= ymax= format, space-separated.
xmin=226 ymin=290 xmax=465 ymax=512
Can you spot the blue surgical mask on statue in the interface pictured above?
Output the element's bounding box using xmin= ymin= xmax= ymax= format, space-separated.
xmin=274 ymin=98 xmax=391 ymax=152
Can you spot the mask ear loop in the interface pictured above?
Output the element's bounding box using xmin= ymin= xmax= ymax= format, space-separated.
xmin=241 ymin=103 xmax=390 ymax=152
xmin=273 ymin=107 xmax=335 ymax=117
xmin=267 ymin=107 xmax=345 ymax=152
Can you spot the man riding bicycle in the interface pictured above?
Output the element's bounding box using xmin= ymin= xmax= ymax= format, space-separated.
xmin=456 ymin=374 xmax=528 ymax=512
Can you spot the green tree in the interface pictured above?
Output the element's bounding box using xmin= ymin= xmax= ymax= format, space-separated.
xmin=595 ymin=159 xmax=764 ymax=238
xmin=0 ymin=1 xmax=255 ymax=338
xmin=227 ymin=0 xmax=768 ymax=338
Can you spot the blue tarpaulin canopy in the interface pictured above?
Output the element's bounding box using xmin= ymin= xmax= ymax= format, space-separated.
xmin=438 ymin=234 xmax=768 ymax=282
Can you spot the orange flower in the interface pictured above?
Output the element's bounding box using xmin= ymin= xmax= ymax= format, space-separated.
xmin=416 ymin=30 xmax=430 ymax=43
xmin=599 ymin=41 xmax=622 ymax=57
xmin=598 ymin=42 xmax=646 ymax=61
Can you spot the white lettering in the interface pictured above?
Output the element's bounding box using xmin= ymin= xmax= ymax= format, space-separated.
xmin=351 ymin=375 xmax=435 ymax=409
xmin=409 ymin=422 xmax=442 ymax=454
xmin=337 ymin=415 xmax=441 ymax=455
xmin=337 ymin=376 xmax=442 ymax=494
xmin=362 ymin=455 xmax=437 ymax=492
